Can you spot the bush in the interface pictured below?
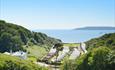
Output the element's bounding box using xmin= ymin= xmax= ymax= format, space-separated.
xmin=0 ymin=53 xmax=48 ymax=70
xmin=86 ymin=33 xmax=115 ymax=50
xmin=61 ymin=47 xmax=115 ymax=70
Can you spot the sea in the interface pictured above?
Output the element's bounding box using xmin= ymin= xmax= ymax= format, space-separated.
xmin=34 ymin=30 xmax=115 ymax=43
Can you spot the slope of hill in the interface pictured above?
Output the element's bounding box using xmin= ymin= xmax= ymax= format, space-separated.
xmin=0 ymin=20 xmax=61 ymax=53
xmin=0 ymin=53 xmax=48 ymax=70
xmin=75 ymin=27 xmax=115 ymax=30
xmin=86 ymin=33 xmax=115 ymax=50
xmin=61 ymin=33 xmax=115 ymax=70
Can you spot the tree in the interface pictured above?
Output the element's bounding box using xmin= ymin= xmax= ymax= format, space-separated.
xmin=0 ymin=32 xmax=23 ymax=52
xmin=0 ymin=33 xmax=12 ymax=52
xmin=11 ymin=36 xmax=23 ymax=52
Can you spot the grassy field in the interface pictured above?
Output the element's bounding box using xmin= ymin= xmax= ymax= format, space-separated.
xmin=25 ymin=45 xmax=48 ymax=61
xmin=63 ymin=43 xmax=80 ymax=47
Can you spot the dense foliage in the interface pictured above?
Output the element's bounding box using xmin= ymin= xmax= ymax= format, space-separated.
xmin=86 ymin=33 xmax=115 ymax=50
xmin=0 ymin=20 xmax=61 ymax=52
xmin=61 ymin=33 xmax=115 ymax=70
xmin=61 ymin=47 xmax=115 ymax=70
xmin=0 ymin=53 xmax=48 ymax=70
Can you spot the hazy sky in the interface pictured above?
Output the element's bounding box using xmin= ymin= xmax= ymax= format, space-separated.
xmin=0 ymin=0 xmax=115 ymax=30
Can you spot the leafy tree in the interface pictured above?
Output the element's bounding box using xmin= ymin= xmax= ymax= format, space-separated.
xmin=0 ymin=33 xmax=12 ymax=52
xmin=0 ymin=32 xmax=23 ymax=52
xmin=11 ymin=36 xmax=23 ymax=52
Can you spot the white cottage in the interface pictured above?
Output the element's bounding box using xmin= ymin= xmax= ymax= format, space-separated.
xmin=12 ymin=51 xmax=27 ymax=59
xmin=4 ymin=51 xmax=27 ymax=59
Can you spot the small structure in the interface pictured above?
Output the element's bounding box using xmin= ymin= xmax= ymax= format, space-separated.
xmin=53 ymin=46 xmax=69 ymax=62
xmin=80 ymin=43 xmax=87 ymax=53
xmin=4 ymin=51 xmax=27 ymax=59
xmin=69 ymin=47 xmax=80 ymax=60
xmin=12 ymin=51 xmax=27 ymax=59
xmin=42 ymin=45 xmax=57 ymax=61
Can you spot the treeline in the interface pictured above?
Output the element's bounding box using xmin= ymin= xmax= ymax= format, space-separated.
xmin=0 ymin=20 xmax=61 ymax=52
xmin=0 ymin=53 xmax=48 ymax=70
xmin=61 ymin=33 xmax=115 ymax=70
xmin=86 ymin=33 xmax=115 ymax=50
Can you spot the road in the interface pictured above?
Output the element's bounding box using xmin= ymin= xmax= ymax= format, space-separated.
xmin=35 ymin=62 xmax=60 ymax=70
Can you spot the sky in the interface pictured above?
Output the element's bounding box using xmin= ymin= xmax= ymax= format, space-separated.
xmin=0 ymin=0 xmax=115 ymax=30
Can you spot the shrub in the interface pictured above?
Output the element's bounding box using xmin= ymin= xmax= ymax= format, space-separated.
xmin=0 ymin=53 xmax=48 ymax=70
xmin=61 ymin=47 xmax=115 ymax=70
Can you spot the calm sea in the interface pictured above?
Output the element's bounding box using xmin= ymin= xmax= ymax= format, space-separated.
xmin=34 ymin=30 xmax=115 ymax=43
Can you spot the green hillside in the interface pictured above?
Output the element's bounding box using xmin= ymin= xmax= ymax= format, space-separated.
xmin=86 ymin=33 xmax=115 ymax=50
xmin=0 ymin=20 xmax=61 ymax=53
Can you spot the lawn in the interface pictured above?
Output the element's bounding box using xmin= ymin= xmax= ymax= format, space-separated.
xmin=26 ymin=45 xmax=48 ymax=61
xmin=63 ymin=43 xmax=80 ymax=47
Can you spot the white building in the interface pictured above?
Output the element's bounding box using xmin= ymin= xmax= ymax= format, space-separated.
xmin=69 ymin=48 xmax=80 ymax=60
xmin=80 ymin=43 xmax=87 ymax=53
xmin=4 ymin=51 xmax=27 ymax=59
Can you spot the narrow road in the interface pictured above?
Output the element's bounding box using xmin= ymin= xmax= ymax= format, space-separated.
xmin=35 ymin=62 xmax=60 ymax=70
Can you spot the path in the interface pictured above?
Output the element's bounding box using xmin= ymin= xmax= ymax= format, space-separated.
xmin=35 ymin=62 xmax=60 ymax=70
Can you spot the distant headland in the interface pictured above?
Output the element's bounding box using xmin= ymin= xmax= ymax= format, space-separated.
xmin=75 ymin=26 xmax=115 ymax=30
